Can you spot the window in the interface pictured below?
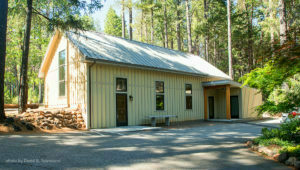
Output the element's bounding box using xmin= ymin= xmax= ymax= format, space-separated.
xmin=185 ymin=84 xmax=192 ymax=109
xmin=58 ymin=50 xmax=66 ymax=96
xmin=116 ymin=78 xmax=127 ymax=92
xmin=155 ymin=81 xmax=164 ymax=110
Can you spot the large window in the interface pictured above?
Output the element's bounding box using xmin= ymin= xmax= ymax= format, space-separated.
xmin=185 ymin=84 xmax=192 ymax=109
xmin=58 ymin=50 xmax=66 ymax=96
xmin=156 ymin=81 xmax=164 ymax=110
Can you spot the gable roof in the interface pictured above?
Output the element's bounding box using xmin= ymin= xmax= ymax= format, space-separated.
xmin=40 ymin=30 xmax=231 ymax=80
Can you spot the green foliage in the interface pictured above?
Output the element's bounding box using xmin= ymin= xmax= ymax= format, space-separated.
xmin=253 ymin=137 xmax=293 ymax=147
xmin=104 ymin=7 xmax=123 ymax=37
xmin=254 ymin=120 xmax=300 ymax=157
xmin=4 ymin=0 xmax=100 ymax=105
xmin=258 ymin=119 xmax=300 ymax=143
xmin=281 ymin=145 xmax=300 ymax=158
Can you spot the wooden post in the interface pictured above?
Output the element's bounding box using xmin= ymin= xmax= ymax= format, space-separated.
xmin=204 ymin=87 xmax=208 ymax=120
xmin=226 ymin=84 xmax=231 ymax=120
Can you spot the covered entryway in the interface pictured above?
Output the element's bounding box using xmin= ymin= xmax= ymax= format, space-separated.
xmin=203 ymin=80 xmax=242 ymax=120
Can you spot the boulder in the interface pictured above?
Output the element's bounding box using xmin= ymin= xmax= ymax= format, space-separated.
xmin=285 ymin=157 xmax=297 ymax=166
xmin=295 ymin=161 xmax=300 ymax=169
xmin=246 ymin=141 xmax=253 ymax=147
xmin=277 ymin=152 xmax=288 ymax=163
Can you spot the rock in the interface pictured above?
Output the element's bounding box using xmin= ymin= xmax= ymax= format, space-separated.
xmin=278 ymin=152 xmax=288 ymax=163
xmin=295 ymin=161 xmax=300 ymax=169
xmin=25 ymin=123 xmax=34 ymax=131
xmin=251 ymin=145 xmax=258 ymax=151
xmin=5 ymin=117 xmax=14 ymax=124
xmin=13 ymin=125 xmax=21 ymax=132
xmin=41 ymin=122 xmax=49 ymax=127
xmin=56 ymin=114 xmax=63 ymax=118
xmin=258 ymin=146 xmax=274 ymax=157
xmin=44 ymin=114 xmax=52 ymax=118
xmin=285 ymin=157 xmax=297 ymax=166
xmin=246 ymin=141 xmax=253 ymax=147
xmin=20 ymin=120 xmax=27 ymax=125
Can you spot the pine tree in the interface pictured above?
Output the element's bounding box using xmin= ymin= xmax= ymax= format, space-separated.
xmin=104 ymin=7 xmax=123 ymax=37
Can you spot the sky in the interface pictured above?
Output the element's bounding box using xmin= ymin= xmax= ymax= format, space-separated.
xmin=92 ymin=0 xmax=137 ymax=32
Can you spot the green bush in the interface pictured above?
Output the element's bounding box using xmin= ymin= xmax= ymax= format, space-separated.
xmin=260 ymin=119 xmax=300 ymax=143
xmin=281 ymin=145 xmax=300 ymax=158
xmin=253 ymin=137 xmax=294 ymax=147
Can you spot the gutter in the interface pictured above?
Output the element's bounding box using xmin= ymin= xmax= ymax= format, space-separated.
xmin=88 ymin=61 xmax=96 ymax=129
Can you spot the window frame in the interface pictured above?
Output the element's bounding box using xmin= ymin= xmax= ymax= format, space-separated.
xmin=116 ymin=77 xmax=128 ymax=93
xmin=185 ymin=83 xmax=192 ymax=110
xmin=155 ymin=81 xmax=165 ymax=111
xmin=58 ymin=50 xmax=66 ymax=97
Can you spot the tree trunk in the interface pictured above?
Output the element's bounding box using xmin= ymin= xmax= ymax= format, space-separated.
xmin=186 ymin=0 xmax=192 ymax=53
xmin=204 ymin=0 xmax=209 ymax=60
xmin=279 ymin=0 xmax=287 ymax=45
xmin=246 ymin=2 xmax=253 ymax=72
xmin=140 ymin=11 xmax=144 ymax=42
xmin=151 ymin=7 xmax=154 ymax=44
xmin=19 ymin=0 xmax=33 ymax=113
xmin=176 ymin=0 xmax=181 ymax=51
xmin=129 ymin=2 xmax=133 ymax=40
xmin=164 ymin=0 xmax=168 ymax=48
xmin=0 ymin=0 xmax=8 ymax=121
xmin=227 ymin=0 xmax=233 ymax=79
xmin=269 ymin=0 xmax=274 ymax=52
xmin=121 ymin=0 xmax=126 ymax=38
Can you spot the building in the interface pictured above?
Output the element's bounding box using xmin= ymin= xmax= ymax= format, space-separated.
xmin=38 ymin=31 xmax=262 ymax=129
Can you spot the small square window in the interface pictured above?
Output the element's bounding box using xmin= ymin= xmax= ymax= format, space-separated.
xmin=156 ymin=95 xmax=164 ymax=110
xmin=156 ymin=81 xmax=164 ymax=93
xmin=116 ymin=78 xmax=127 ymax=92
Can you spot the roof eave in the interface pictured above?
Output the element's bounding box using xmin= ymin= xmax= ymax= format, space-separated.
xmin=83 ymin=57 xmax=231 ymax=80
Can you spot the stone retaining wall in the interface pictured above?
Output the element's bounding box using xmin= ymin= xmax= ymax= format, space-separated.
xmin=16 ymin=108 xmax=86 ymax=130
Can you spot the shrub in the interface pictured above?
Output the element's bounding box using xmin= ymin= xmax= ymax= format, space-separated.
xmin=260 ymin=119 xmax=300 ymax=143
xmin=281 ymin=145 xmax=300 ymax=158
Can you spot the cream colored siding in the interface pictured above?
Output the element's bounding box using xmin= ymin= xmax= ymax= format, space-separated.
xmin=45 ymin=36 xmax=68 ymax=107
xmin=44 ymin=36 xmax=88 ymax=121
xmin=90 ymin=64 xmax=208 ymax=128
xmin=241 ymin=87 xmax=262 ymax=118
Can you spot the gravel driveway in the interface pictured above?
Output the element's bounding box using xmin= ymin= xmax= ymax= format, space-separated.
xmin=0 ymin=121 xmax=289 ymax=170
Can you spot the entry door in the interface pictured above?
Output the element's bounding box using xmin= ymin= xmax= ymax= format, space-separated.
xmin=230 ymin=96 xmax=239 ymax=118
xmin=116 ymin=78 xmax=128 ymax=126
xmin=116 ymin=94 xmax=128 ymax=126
xmin=208 ymin=96 xmax=214 ymax=119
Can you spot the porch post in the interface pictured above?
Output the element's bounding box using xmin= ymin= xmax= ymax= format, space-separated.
xmin=204 ymin=87 xmax=208 ymax=120
xmin=226 ymin=84 xmax=231 ymax=120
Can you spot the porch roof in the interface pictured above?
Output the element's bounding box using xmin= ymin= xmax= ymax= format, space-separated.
xmin=202 ymin=80 xmax=242 ymax=88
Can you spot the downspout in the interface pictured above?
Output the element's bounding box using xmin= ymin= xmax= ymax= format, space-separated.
xmin=89 ymin=61 xmax=96 ymax=128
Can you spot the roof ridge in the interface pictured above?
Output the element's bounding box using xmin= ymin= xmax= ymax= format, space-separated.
xmin=79 ymin=30 xmax=201 ymax=58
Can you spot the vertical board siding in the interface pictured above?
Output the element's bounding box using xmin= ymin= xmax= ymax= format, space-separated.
xmin=91 ymin=64 xmax=206 ymax=128
xmin=242 ymin=87 xmax=262 ymax=118
xmin=45 ymin=36 xmax=88 ymax=120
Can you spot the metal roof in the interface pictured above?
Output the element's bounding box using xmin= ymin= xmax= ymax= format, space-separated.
xmin=66 ymin=31 xmax=231 ymax=80
xmin=202 ymin=80 xmax=242 ymax=87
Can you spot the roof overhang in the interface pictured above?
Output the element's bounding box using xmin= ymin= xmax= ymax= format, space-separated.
xmin=202 ymin=80 xmax=242 ymax=88
xmin=38 ymin=31 xmax=62 ymax=78
xmin=83 ymin=57 xmax=230 ymax=80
